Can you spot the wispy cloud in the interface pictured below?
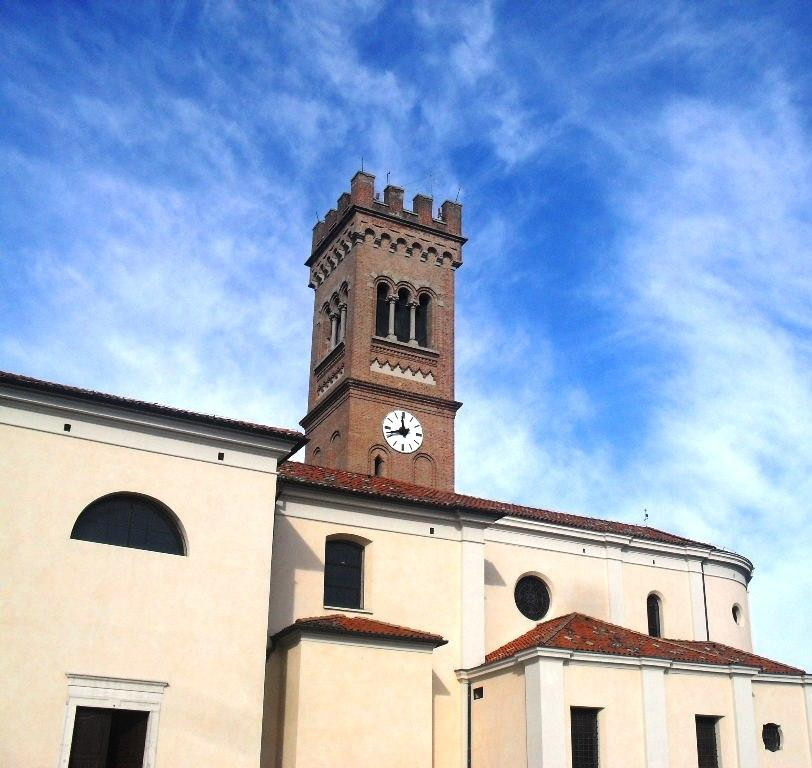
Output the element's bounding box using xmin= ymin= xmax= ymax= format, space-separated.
xmin=1 ymin=1 xmax=810 ymax=668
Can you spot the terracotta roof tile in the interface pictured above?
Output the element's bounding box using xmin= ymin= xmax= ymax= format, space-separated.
xmin=279 ymin=462 xmax=712 ymax=548
xmin=272 ymin=614 xmax=447 ymax=648
xmin=0 ymin=370 xmax=305 ymax=446
xmin=484 ymin=613 xmax=804 ymax=675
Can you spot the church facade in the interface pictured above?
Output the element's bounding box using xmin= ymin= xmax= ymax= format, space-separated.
xmin=1 ymin=172 xmax=810 ymax=768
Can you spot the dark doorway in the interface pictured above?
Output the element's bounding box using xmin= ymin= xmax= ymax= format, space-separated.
xmin=68 ymin=707 xmax=148 ymax=768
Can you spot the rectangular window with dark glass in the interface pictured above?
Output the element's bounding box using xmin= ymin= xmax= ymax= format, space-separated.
xmin=695 ymin=716 xmax=720 ymax=768
xmin=323 ymin=539 xmax=363 ymax=609
xmin=570 ymin=707 xmax=599 ymax=768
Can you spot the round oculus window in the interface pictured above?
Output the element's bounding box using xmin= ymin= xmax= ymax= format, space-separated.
xmin=514 ymin=575 xmax=551 ymax=621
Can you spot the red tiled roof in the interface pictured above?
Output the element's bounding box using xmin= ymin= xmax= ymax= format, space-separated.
xmin=278 ymin=462 xmax=712 ymax=548
xmin=272 ymin=614 xmax=447 ymax=648
xmin=484 ymin=613 xmax=805 ymax=675
xmin=0 ymin=370 xmax=305 ymax=446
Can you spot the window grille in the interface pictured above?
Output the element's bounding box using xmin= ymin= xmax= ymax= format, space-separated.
xmin=695 ymin=716 xmax=720 ymax=768
xmin=324 ymin=539 xmax=363 ymax=609
xmin=647 ymin=594 xmax=662 ymax=637
xmin=71 ymin=493 xmax=185 ymax=555
xmin=570 ymin=707 xmax=599 ymax=768
xmin=762 ymin=723 xmax=781 ymax=752
xmin=514 ymin=575 xmax=550 ymax=621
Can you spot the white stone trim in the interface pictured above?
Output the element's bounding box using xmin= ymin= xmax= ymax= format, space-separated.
xmin=459 ymin=645 xmax=805 ymax=683
xmin=0 ymin=388 xmax=297 ymax=472
xmin=606 ymin=549 xmax=625 ymax=625
xmin=460 ymin=525 xmax=486 ymax=668
xmin=278 ymin=629 xmax=437 ymax=654
xmin=731 ymin=671 xmax=758 ymax=768
xmin=58 ymin=674 xmax=168 ymax=768
xmin=641 ymin=663 xmax=670 ymax=768
xmin=524 ymin=656 xmax=566 ymax=768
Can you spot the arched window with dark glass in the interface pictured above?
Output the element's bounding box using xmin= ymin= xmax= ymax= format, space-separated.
xmin=324 ymin=539 xmax=364 ymax=609
xmin=373 ymin=455 xmax=385 ymax=476
xmin=71 ymin=493 xmax=185 ymax=556
xmin=375 ymin=283 xmax=389 ymax=337
xmin=416 ymin=293 xmax=431 ymax=347
xmin=647 ymin=593 xmax=662 ymax=637
xmin=394 ymin=288 xmax=410 ymax=342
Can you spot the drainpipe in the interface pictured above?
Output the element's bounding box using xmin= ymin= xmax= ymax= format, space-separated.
xmin=466 ymin=680 xmax=472 ymax=768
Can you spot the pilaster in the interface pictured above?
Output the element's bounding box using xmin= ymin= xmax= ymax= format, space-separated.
xmin=804 ymin=678 xmax=812 ymax=761
xmin=606 ymin=546 xmax=625 ymax=625
xmin=731 ymin=668 xmax=758 ymax=768
xmin=524 ymin=655 xmax=567 ymax=768
xmin=641 ymin=662 xmax=669 ymax=768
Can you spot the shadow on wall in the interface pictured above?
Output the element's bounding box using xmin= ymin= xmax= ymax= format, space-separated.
xmin=433 ymin=670 xmax=451 ymax=697
xmin=484 ymin=560 xmax=506 ymax=587
xmin=267 ymin=508 xmax=323 ymax=635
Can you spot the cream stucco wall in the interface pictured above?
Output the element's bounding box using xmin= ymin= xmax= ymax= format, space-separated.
xmin=268 ymin=491 xmax=469 ymax=768
xmin=271 ymin=635 xmax=434 ymax=768
xmin=565 ymin=662 xmax=647 ymax=768
xmin=0 ymin=411 xmax=288 ymax=768
xmin=705 ymin=571 xmax=753 ymax=650
xmin=485 ymin=520 xmax=753 ymax=654
xmin=753 ymin=681 xmax=812 ymax=767
xmin=666 ymin=671 xmax=738 ymax=768
xmin=468 ymin=667 xmax=526 ymax=768
xmin=484 ymin=539 xmax=610 ymax=653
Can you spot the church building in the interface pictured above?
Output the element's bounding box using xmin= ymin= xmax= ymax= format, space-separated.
xmin=1 ymin=172 xmax=810 ymax=768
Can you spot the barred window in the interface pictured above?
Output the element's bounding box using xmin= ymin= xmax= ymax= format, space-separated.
xmin=695 ymin=716 xmax=720 ymax=768
xmin=570 ymin=707 xmax=599 ymax=768
xmin=762 ymin=723 xmax=781 ymax=752
xmin=514 ymin=575 xmax=550 ymax=621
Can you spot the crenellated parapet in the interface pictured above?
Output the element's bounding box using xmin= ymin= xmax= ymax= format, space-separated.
xmin=310 ymin=171 xmax=464 ymax=262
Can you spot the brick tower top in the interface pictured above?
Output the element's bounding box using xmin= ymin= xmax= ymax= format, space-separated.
xmin=308 ymin=170 xmax=464 ymax=266
xmin=301 ymin=170 xmax=465 ymax=490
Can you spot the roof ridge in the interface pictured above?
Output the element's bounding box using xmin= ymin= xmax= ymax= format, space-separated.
xmin=537 ymin=612 xmax=579 ymax=646
xmin=279 ymin=462 xmax=718 ymax=550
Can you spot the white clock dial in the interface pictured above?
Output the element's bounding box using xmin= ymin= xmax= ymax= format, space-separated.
xmin=382 ymin=410 xmax=424 ymax=454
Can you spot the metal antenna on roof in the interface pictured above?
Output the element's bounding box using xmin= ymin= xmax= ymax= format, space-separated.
xmin=643 ymin=508 xmax=649 ymax=526
xmin=455 ymin=186 xmax=461 ymax=202
xmin=386 ymin=170 xmax=390 ymax=185
xmin=361 ymin=156 xmax=364 ymax=172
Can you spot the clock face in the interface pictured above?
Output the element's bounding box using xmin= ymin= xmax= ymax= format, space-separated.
xmin=382 ymin=410 xmax=423 ymax=454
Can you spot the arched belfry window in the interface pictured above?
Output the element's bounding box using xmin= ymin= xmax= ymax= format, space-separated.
xmin=416 ymin=293 xmax=431 ymax=347
xmin=394 ymin=288 xmax=410 ymax=342
xmin=647 ymin=593 xmax=662 ymax=637
xmin=71 ymin=493 xmax=185 ymax=556
xmin=373 ymin=455 xmax=385 ymax=476
xmin=324 ymin=539 xmax=364 ymax=609
xmin=375 ymin=283 xmax=390 ymax=337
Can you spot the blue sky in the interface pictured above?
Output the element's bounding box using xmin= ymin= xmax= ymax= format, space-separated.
xmin=2 ymin=1 xmax=811 ymax=669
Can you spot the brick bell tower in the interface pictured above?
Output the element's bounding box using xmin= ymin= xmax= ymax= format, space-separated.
xmin=300 ymin=171 xmax=465 ymax=490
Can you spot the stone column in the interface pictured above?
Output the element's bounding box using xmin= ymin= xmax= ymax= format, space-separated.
xmin=387 ymin=296 xmax=397 ymax=340
xmin=408 ymin=301 xmax=418 ymax=346
xmin=641 ymin=662 xmax=669 ymax=768
xmin=329 ymin=313 xmax=338 ymax=348
xmin=339 ymin=303 xmax=347 ymax=342
xmin=524 ymin=654 xmax=567 ymax=768
xmin=731 ymin=669 xmax=758 ymax=768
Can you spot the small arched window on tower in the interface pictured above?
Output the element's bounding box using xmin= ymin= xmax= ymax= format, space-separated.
xmin=375 ymin=283 xmax=390 ymax=337
xmin=647 ymin=593 xmax=662 ymax=637
xmin=394 ymin=288 xmax=410 ymax=343
xmin=416 ymin=293 xmax=431 ymax=348
xmin=373 ymin=454 xmax=385 ymax=477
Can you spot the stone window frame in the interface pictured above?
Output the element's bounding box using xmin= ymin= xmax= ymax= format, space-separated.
xmin=58 ymin=673 xmax=168 ymax=768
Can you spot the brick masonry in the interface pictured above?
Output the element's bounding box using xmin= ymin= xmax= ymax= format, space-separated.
xmin=300 ymin=171 xmax=465 ymax=490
